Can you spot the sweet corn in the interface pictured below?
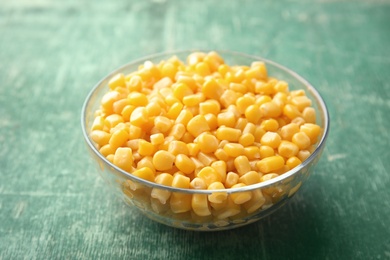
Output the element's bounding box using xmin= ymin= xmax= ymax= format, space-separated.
xmin=127 ymin=75 xmax=143 ymax=92
xmin=197 ymin=152 xmax=217 ymax=167
xmin=243 ymin=189 xmax=266 ymax=213
xmin=150 ymin=133 xmax=164 ymax=145
xmin=220 ymin=89 xmax=238 ymax=108
xmin=280 ymin=123 xmax=300 ymax=141
xmin=211 ymin=161 xmax=227 ymax=182
xmin=190 ymin=177 xmax=207 ymax=189
xmin=197 ymin=133 xmax=219 ymax=153
xmin=137 ymin=156 xmax=155 ymax=173
xmin=168 ymin=141 xmax=189 ymax=156
xmin=214 ymin=148 xmax=229 ymax=161
xmin=202 ymin=79 xmax=225 ymax=100
xmin=182 ymin=93 xmax=205 ymax=107
xmin=99 ymin=144 xmax=115 ymax=157
xmin=113 ymin=147 xmax=133 ymax=172
xmin=128 ymin=92 xmax=148 ymax=107
xmin=199 ymin=99 xmax=221 ymax=115
xmin=300 ymin=123 xmax=321 ymax=143
xmin=236 ymin=95 xmax=255 ymax=114
xmin=297 ymin=150 xmax=311 ymax=161
xmin=192 ymin=194 xmax=211 ymax=216
xmin=213 ymin=196 xmax=241 ymax=219
xmin=245 ymin=104 xmax=262 ymax=124
xmin=130 ymin=107 xmax=149 ymax=127
xmin=153 ymin=150 xmax=175 ymax=171
xmin=151 ymin=173 xmax=173 ymax=204
xmin=132 ymin=167 xmax=155 ymax=182
xmin=244 ymin=146 xmax=261 ymax=160
xmin=109 ymin=129 xmax=128 ymax=149
xmin=278 ymin=140 xmax=299 ymax=158
xmin=259 ymin=145 xmax=275 ymax=158
xmin=197 ymin=166 xmax=222 ymax=186
xmin=225 ymin=172 xmax=239 ymax=188
xmin=223 ymin=143 xmax=245 ymax=157
xmin=91 ymin=130 xmax=111 ymax=147
xmin=302 ymin=107 xmax=316 ymax=124
xmin=261 ymin=118 xmax=279 ymax=132
xmin=187 ymin=143 xmax=200 ymax=157
xmin=170 ymin=175 xmax=192 ymax=213
xmin=167 ymin=102 xmax=184 ymax=119
xmin=260 ymin=101 xmax=282 ymax=118
xmin=217 ymin=111 xmax=236 ymax=128
xmin=239 ymin=170 xmax=261 ymax=185
xmin=207 ymin=182 xmax=228 ymax=203
xmin=175 ymin=154 xmax=195 ymax=174
xmin=204 ymin=113 xmax=218 ymax=130
xmin=138 ymin=140 xmax=155 ymax=156
xmin=257 ymin=156 xmax=285 ymax=173
xmin=109 ymin=73 xmax=126 ymax=89
xmin=286 ymin=156 xmax=302 ymax=169
xmin=292 ymin=132 xmax=311 ymax=150
xmin=168 ymin=123 xmax=186 ymax=140
xmin=186 ymin=115 xmax=210 ymax=137
xmin=154 ymin=116 xmax=173 ymax=133
xmin=283 ymin=104 xmax=301 ymax=120
xmin=230 ymin=183 xmax=252 ymax=204
xmin=234 ymin=156 xmax=251 ymax=176
xmin=260 ymin=132 xmax=282 ymax=148
xmin=239 ymin=133 xmax=255 ymax=147
xmin=216 ymin=127 xmax=241 ymax=142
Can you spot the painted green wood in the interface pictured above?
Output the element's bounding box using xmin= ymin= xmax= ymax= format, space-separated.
xmin=1 ymin=0 xmax=389 ymax=259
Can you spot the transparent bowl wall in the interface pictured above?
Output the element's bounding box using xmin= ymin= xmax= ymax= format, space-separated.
xmin=81 ymin=50 xmax=329 ymax=231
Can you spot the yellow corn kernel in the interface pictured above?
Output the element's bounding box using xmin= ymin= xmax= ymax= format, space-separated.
xmin=172 ymin=82 xmax=193 ymax=101
xmin=109 ymin=129 xmax=128 ymax=149
xmin=260 ymin=173 xmax=279 ymax=182
xmin=132 ymin=167 xmax=155 ymax=182
xmin=302 ymin=107 xmax=316 ymax=124
xmin=91 ymin=116 xmax=105 ymax=131
xmin=261 ymin=119 xmax=279 ymax=132
xmin=223 ymin=143 xmax=245 ymax=157
xmin=161 ymin=62 xmax=177 ymax=80
xmin=255 ymin=95 xmax=272 ymax=106
xmin=153 ymin=150 xmax=175 ymax=171
xmin=211 ymin=161 xmax=227 ymax=182
xmin=283 ymin=104 xmax=302 ymax=120
xmin=138 ymin=140 xmax=155 ymax=156
xmin=181 ymin=132 xmax=195 ymax=143
xmin=216 ymin=127 xmax=241 ymax=142
xmin=204 ymin=113 xmax=218 ymax=131
xmin=225 ymin=172 xmax=239 ymax=188
xmin=175 ymin=154 xmax=196 ymax=174
xmin=291 ymin=96 xmax=312 ymax=111
xmin=174 ymin=110 xmax=192 ymax=126
xmin=199 ymin=99 xmax=221 ymax=115
xmin=291 ymin=116 xmax=306 ymax=126
xmin=197 ymin=133 xmax=219 ymax=153
xmin=257 ymin=156 xmax=285 ymax=173
xmin=217 ymin=111 xmax=236 ymax=128
xmin=151 ymin=173 xmax=173 ymax=204
xmin=126 ymin=139 xmax=139 ymax=150
xmin=166 ymin=102 xmax=184 ymax=119
xmin=292 ymin=132 xmax=311 ymax=150
xmin=101 ymin=91 xmax=121 ymax=114
xmin=190 ymin=177 xmax=207 ymax=189
xmin=187 ymin=143 xmax=200 ymax=157
xmin=197 ymin=166 xmax=222 ymax=187
xmin=186 ymin=106 xmax=199 ymax=117
xmin=245 ymin=104 xmax=262 ymax=124
xmin=113 ymin=99 xmax=129 ymax=115
xmin=207 ymin=182 xmax=228 ymax=203
xmin=280 ymin=123 xmax=300 ymax=141
xmin=113 ymin=147 xmax=133 ymax=172
xmin=127 ymin=92 xmax=148 ymax=107
xmin=187 ymin=115 xmax=210 ymax=137
xmin=300 ymin=123 xmax=321 ymax=143
xmin=168 ymin=123 xmax=186 ymax=140
xmin=286 ymin=156 xmax=302 ymax=169
xmin=145 ymin=101 xmax=162 ymax=117
xmin=109 ymin=122 xmax=128 ymax=135
xmin=226 ymin=158 xmax=235 ymax=172
xmin=176 ymin=75 xmax=198 ymax=92
xmin=260 ymin=101 xmax=282 ymax=118
xmin=154 ymin=116 xmax=173 ymax=133
xmin=191 ymin=157 xmax=205 ymax=171
xmin=238 ymin=133 xmax=254 ymax=147
xmin=255 ymin=80 xmax=274 ymax=95
xmin=128 ymin=125 xmax=142 ymax=139
xmin=182 ymin=93 xmax=205 ymax=107
xmin=168 ymin=140 xmax=189 ymax=156
xmin=259 ymin=145 xmax=275 ymax=158
xmin=197 ymin=152 xmax=217 ymax=166
xmin=106 ymin=154 xmax=114 ymax=163
xmin=201 ymin=78 xmax=224 ymax=100
xmin=213 ymin=196 xmax=241 ymax=219
xmin=254 ymin=127 xmax=266 ymax=142
xmin=260 ymin=132 xmax=282 ymax=148
xmin=126 ymin=75 xmax=143 ymax=92
xmin=230 ymin=183 xmax=252 ymax=204
xmin=236 ymin=95 xmax=255 ymax=114
xmin=130 ymin=107 xmax=149 ymax=127
xmin=234 ymin=118 xmax=247 ymax=132
xmin=170 ymin=175 xmax=192 ymax=213
xmin=218 ymin=64 xmax=230 ymax=77
xmin=99 ymin=144 xmax=115 ymax=157
xmin=242 ymin=122 xmax=256 ymax=135
xmin=109 ymin=73 xmax=126 ymax=89
xmin=234 ymin=156 xmax=251 ymax=176
xmin=214 ymin=148 xmax=229 ymax=161
xmin=192 ymin=193 xmax=211 ymax=216
xmin=229 ymin=82 xmax=247 ymax=94
xmin=297 ymin=150 xmax=311 ymax=162
xmin=121 ymin=105 xmax=135 ymax=122
xmin=150 ymin=133 xmax=164 ymax=145
xmin=91 ymin=130 xmax=111 ymax=147
xmin=219 ymin=89 xmax=238 ymax=108
xmin=137 ymin=156 xmax=155 ymax=172
xmin=239 ymin=171 xmax=260 ymax=185
xmin=278 ymin=140 xmax=299 ymax=158
xmin=244 ymin=146 xmax=261 ymax=160
xmin=243 ymin=189 xmax=266 ymax=213
xmin=195 ymin=61 xmax=211 ymax=77
xmin=273 ymin=80 xmax=288 ymax=93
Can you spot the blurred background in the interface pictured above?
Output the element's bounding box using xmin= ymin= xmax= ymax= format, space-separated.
xmin=1 ymin=0 xmax=389 ymax=259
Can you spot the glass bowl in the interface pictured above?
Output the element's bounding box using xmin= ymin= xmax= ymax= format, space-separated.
xmin=81 ymin=50 xmax=329 ymax=231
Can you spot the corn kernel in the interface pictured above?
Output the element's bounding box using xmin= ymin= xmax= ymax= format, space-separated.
xmin=216 ymin=127 xmax=241 ymax=142
xmin=161 ymin=63 xmax=177 ymax=80
xmin=91 ymin=130 xmax=111 ymax=147
xmin=175 ymin=109 xmax=193 ymax=126
xmin=192 ymin=194 xmax=211 ymax=216
xmin=175 ymin=154 xmax=195 ymax=174
xmin=138 ymin=140 xmax=155 ymax=156
xmin=220 ymin=89 xmax=238 ymax=108
xmin=170 ymin=175 xmax=192 ymax=213
xmin=153 ymin=150 xmax=175 ymax=171
xmin=230 ymin=183 xmax=252 ymax=204
xmin=222 ymin=143 xmax=244 ymax=157
xmin=260 ymin=132 xmax=282 ymax=148
xmin=99 ymin=144 xmax=115 ymax=157
xmin=182 ymin=93 xmax=205 ymax=107
xmin=239 ymin=133 xmax=255 ymax=147
xmin=292 ymin=131 xmax=311 ymax=150
xmin=113 ymin=147 xmax=133 ymax=172
xmin=154 ymin=116 xmax=173 ymax=133
xmin=151 ymin=173 xmax=173 ymax=204
xmin=257 ymin=156 xmax=285 ymax=173
xmin=187 ymin=143 xmax=200 ymax=156
xmin=213 ymin=196 xmax=241 ymax=219
xmin=132 ymin=167 xmax=155 ymax=182
xmin=128 ymin=92 xmax=148 ymax=107
xmin=260 ymin=101 xmax=282 ymax=118
xmin=243 ymin=189 xmax=266 ymax=213
xmin=172 ymin=82 xmax=193 ymax=101
xmin=166 ymin=102 xmax=184 ymax=119
xmin=187 ymin=115 xmax=210 ymax=137
xmin=202 ymin=79 xmax=225 ymax=100
xmin=199 ymin=99 xmax=221 ymax=115
xmin=208 ymin=182 xmax=228 ymax=203
xmin=204 ymin=113 xmax=218 ymax=130
xmin=261 ymin=118 xmax=279 ymax=132
xmin=283 ymin=104 xmax=301 ymax=120
xmin=300 ymin=123 xmax=321 ymax=143
xmin=197 ymin=166 xmax=222 ymax=186
xmin=211 ymin=161 xmax=227 ymax=182
xmin=286 ymin=156 xmax=302 ymax=169
xmin=190 ymin=177 xmax=207 ymax=189
xmin=297 ymin=150 xmax=311 ymax=161
xmin=244 ymin=146 xmax=261 ymax=160
xmin=168 ymin=123 xmax=186 ymax=140
xmin=259 ymin=145 xmax=275 ymax=158
xmin=280 ymin=123 xmax=300 ymax=141
xmin=234 ymin=156 xmax=251 ymax=176
xmin=214 ymin=148 xmax=229 ymax=161
xmin=278 ymin=140 xmax=299 ymax=158
xmin=302 ymin=107 xmax=316 ymax=124
xmin=217 ymin=111 xmax=236 ymax=128
xmin=127 ymin=75 xmax=143 ymax=92
xmin=239 ymin=171 xmax=260 ymax=185
xmin=168 ymin=140 xmax=189 ymax=156
xmin=245 ymin=104 xmax=262 ymax=124
xmin=113 ymin=99 xmax=129 ymax=115
xmin=130 ymin=107 xmax=149 ymax=127
xmin=197 ymin=133 xmax=219 ymax=153
xmin=225 ymin=172 xmax=239 ymax=188
xmin=291 ymin=96 xmax=312 ymax=111
xmin=150 ymin=133 xmax=164 ymax=145
xmin=197 ymin=152 xmax=217 ymax=166
xmin=109 ymin=129 xmax=128 ymax=149
xmin=236 ymin=95 xmax=255 ymax=114
xmin=109 ymin=73 xmax=126 ymax=89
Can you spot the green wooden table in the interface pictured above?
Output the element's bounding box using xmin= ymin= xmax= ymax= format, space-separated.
xmin=1 ymin=0 xmax=389 ymax=259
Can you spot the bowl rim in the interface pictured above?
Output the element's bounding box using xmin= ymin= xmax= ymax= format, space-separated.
xmin=81 ymin=49 xmax=330 ymax=194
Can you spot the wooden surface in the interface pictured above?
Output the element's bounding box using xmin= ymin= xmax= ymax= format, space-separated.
xmin=1 ymin=0 xmax=390 ymax=259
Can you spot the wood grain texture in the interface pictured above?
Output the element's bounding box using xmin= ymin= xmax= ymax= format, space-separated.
xmin=1 ymin=0 xmax=390 ymax=259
